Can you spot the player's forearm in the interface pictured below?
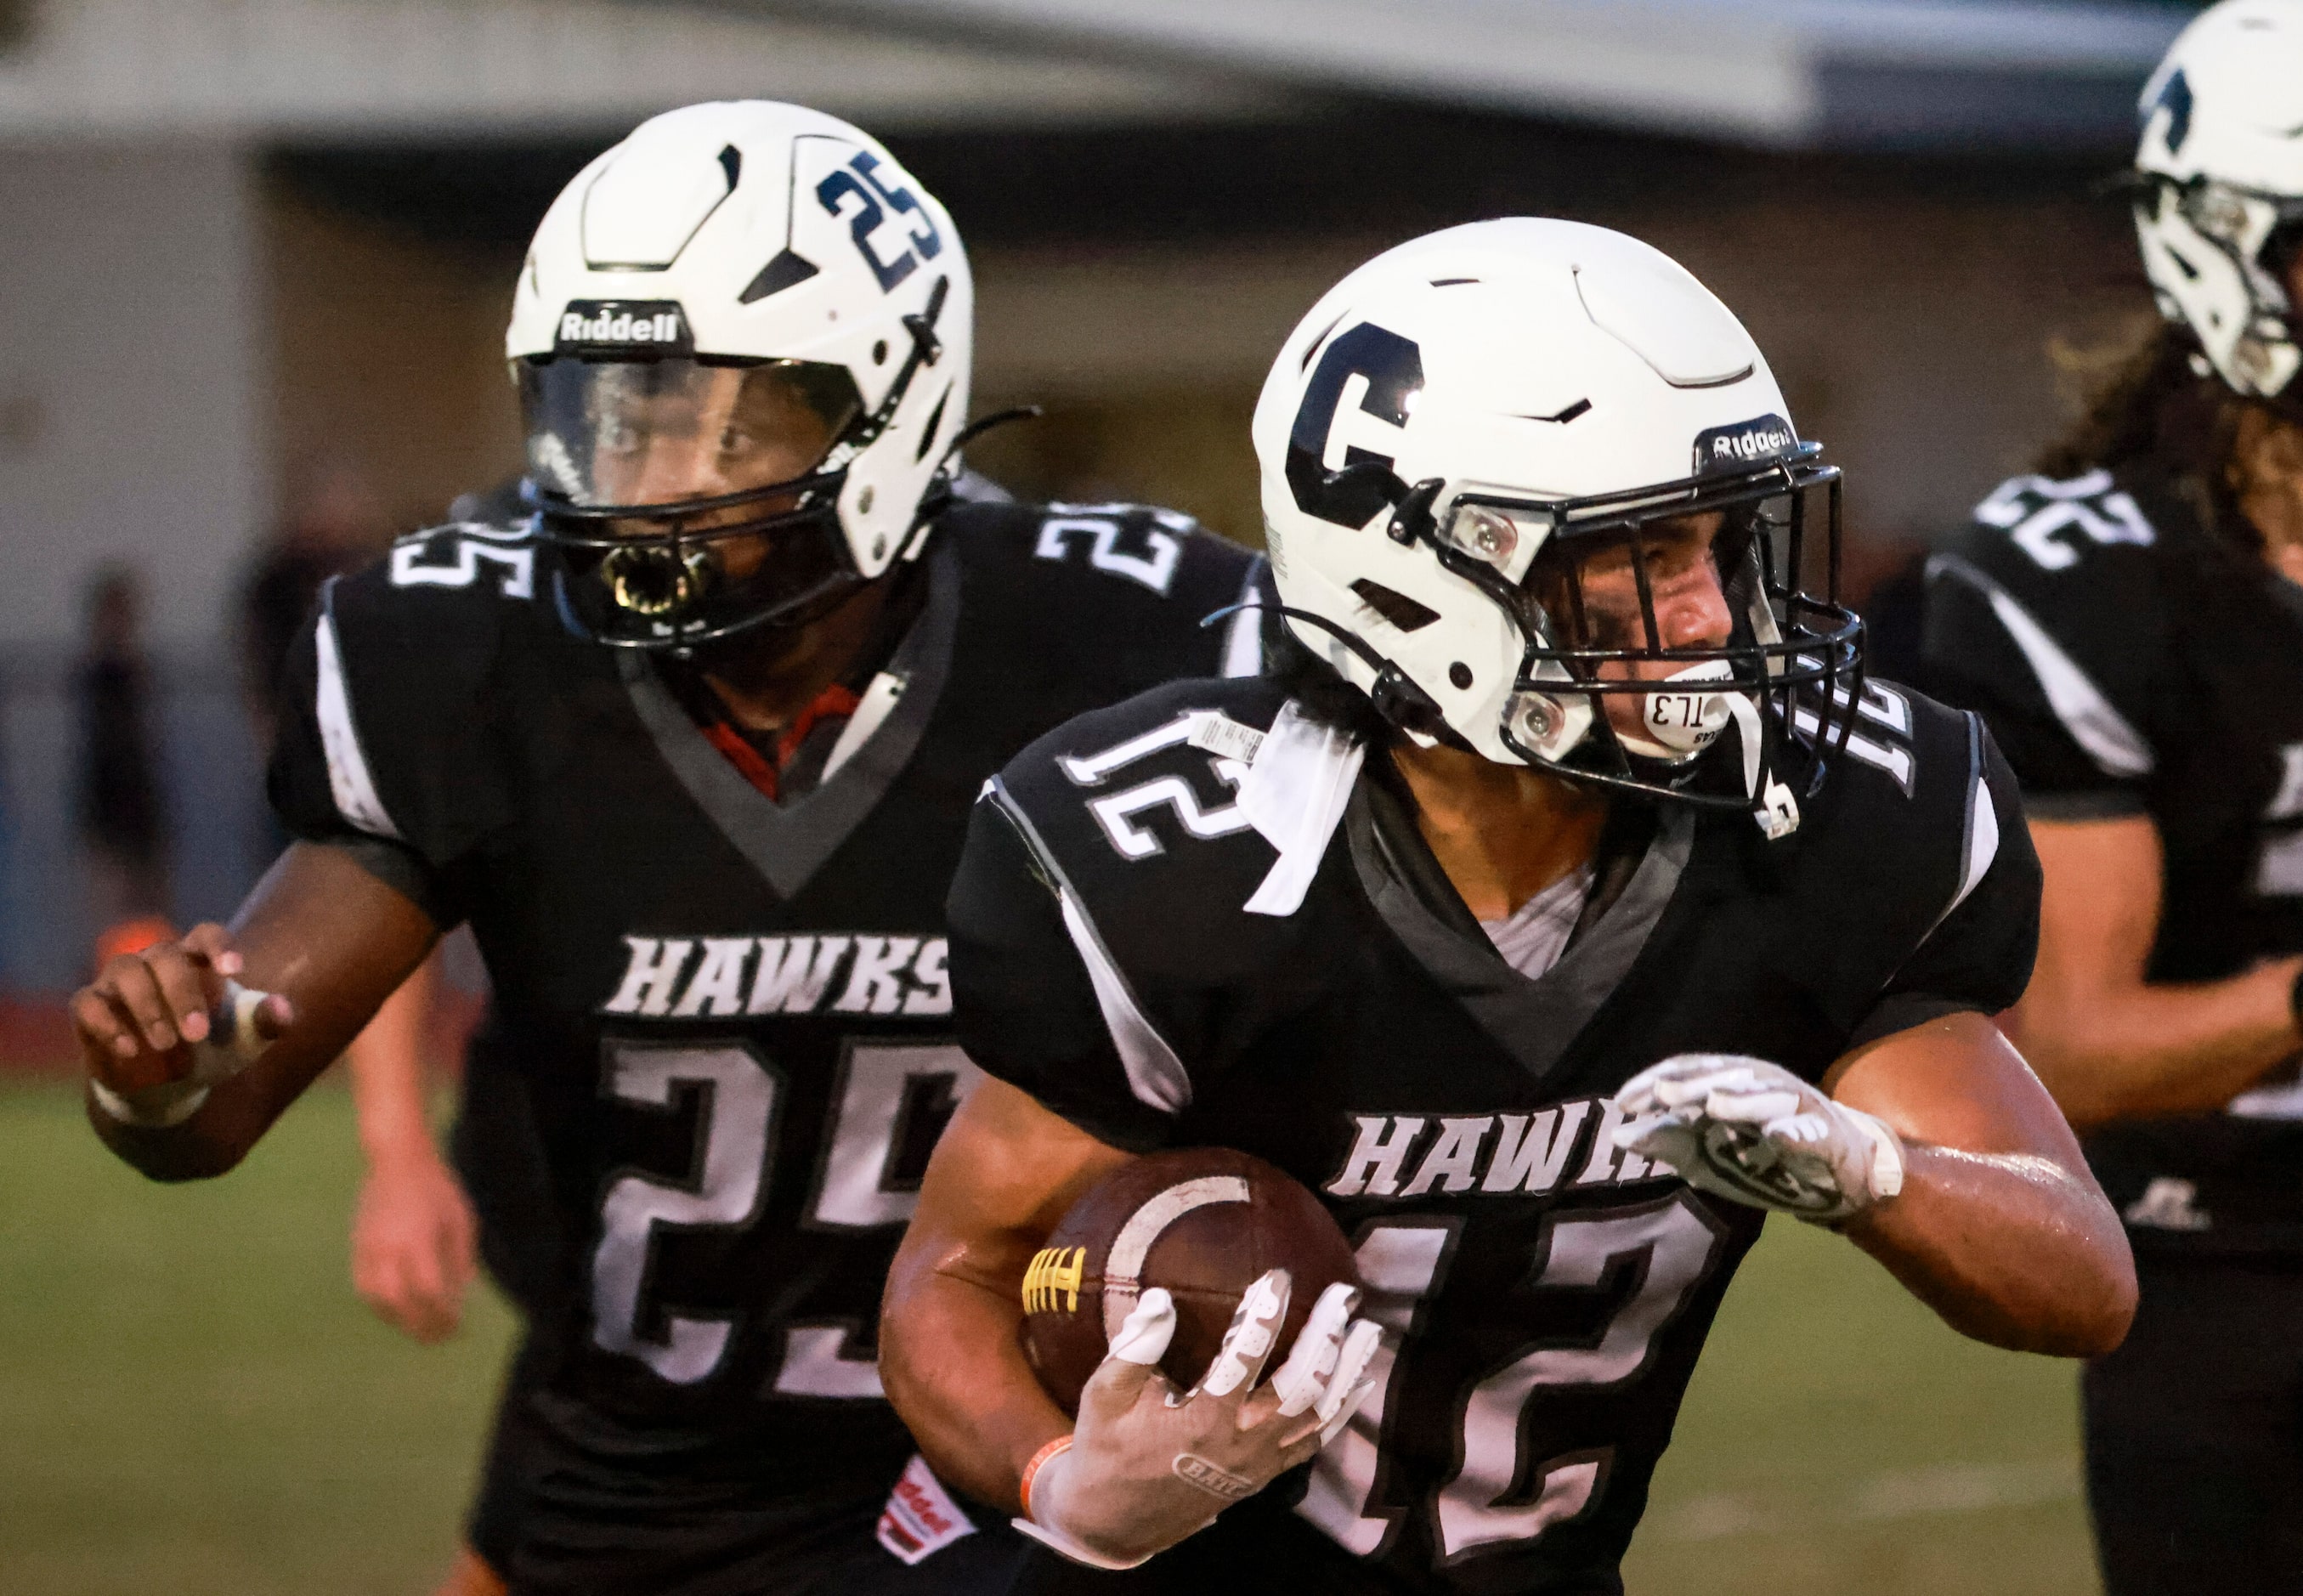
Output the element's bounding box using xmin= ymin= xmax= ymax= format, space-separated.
xmin=880 ymin=1251 xmax=1070 ymax=1512
xmin=2005 ymin=956 xmax=2302 ymax=1128
xmin=88 ymin=1078 xmax=266 ymax=1180
xmin=347 ymin=955 xmax=444 ymax=1169
xmin=86 ymin=1038 xmax=342 ymax=1180
xmin=1842 ymin=1143 xmax=2136 ymax=1357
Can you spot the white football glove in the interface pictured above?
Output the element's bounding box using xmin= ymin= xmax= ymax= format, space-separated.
xmin=1016 ymin=1269 xmax=1383 ymax=1571
xmin=1612 ymin=1053 xmax=1904 ymax=1224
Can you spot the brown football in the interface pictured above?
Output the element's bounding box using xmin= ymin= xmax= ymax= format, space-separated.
xmin=1019 ymin=1146 xmax=1360 ymax=1414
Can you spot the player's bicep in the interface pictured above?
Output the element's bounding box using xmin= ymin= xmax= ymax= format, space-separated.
xmin=2026 ymin=814 xmax=2164 ymax=999
xmin=1826 ymin=1010 xmax=2087 ymax=1170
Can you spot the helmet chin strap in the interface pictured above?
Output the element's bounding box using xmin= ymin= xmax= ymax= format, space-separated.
xmin=1197 ymin=601 xmax=1455 ymax=737
xmin=1616 ymin=661 xmax=1801 ymax=839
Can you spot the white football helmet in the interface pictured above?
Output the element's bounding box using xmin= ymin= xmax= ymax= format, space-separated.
xmin=2133 ymin=0 xmax=2303 ymax=409
xmin=1250 ymin=219 xmax=1861 ymax=823
xmin=506 ymin=100 xmax=972 ymax=647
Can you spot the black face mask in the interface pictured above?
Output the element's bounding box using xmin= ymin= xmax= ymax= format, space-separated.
xmin=518 ymin=354 xmax=874 ymax=649
xmin=1279 ymin=444 xmax=1867 ymax=820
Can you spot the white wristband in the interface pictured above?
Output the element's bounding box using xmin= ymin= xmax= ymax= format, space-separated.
xmin=88 ymin=981 xmax=274 ymax=1129
xmin=89 ymin=1076 xmax=211 ymax=1128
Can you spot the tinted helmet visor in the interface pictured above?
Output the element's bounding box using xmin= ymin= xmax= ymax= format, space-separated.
xmin=518 ymin=356 xmax=868 ymax=648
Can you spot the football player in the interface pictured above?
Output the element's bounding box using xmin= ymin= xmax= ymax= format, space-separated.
xmin=72 ymin=101 xmax=1268 ymax=1594
xmin=1922 ymin=3 xmax=2303 ymax=1587
xmin=880 ymin=218 xmax=2137 ymax=1592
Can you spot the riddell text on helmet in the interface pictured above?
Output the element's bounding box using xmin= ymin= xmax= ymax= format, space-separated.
xmin=555 ymin=301 xmax=690 ymax=352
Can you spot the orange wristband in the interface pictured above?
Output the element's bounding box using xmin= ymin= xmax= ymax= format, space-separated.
xmin=1019 ymin=1435 xmax=1074 ymax=1522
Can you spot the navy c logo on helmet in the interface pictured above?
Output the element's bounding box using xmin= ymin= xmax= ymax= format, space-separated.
xmin=1286 ymin=321 xmax=1424 ymax=529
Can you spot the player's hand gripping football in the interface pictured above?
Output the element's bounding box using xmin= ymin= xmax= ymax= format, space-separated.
xmin=72 ymin=924 xmax=292 ymax=1126
xmin=1018 ymin=1270 xmax=1383 ymax=1570
xmin=1612 ymin=1053 xmax=1904 ymax=1224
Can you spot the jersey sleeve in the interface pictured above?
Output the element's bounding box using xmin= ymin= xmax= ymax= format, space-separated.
xmin=946 ymin=673 xmax=1303 ymax=1151
xmin=1920 ymin=472 xmax=2172 ymax=819
xmin=1846 ymin=717 xmax=2043 ymax=1049
xmin=266 ymin=539 xmax=523 ymax=924
xmin=945 ymin=785 xmax=1181 ymax=1153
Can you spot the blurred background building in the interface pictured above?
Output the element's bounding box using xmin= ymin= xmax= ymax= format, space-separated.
xmin=0 ymin=0 xmax=2201 ymax=1003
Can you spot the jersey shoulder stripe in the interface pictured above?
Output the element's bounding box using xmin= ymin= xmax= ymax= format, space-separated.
xmin=1925 ymin=468 xmax=2181 ymax=794
xmin=1777 ymin=682 xmax=2027 ymax=961
xmin=980 ymin=773 xmax=1193 ymax=1118
xmin=311 ymin=579 xmax=401 ymax=840
xmin=1925 ymin=552 xmax=2155 ymax=778
xmin=280 ymin=532 xmax=551 ymax=871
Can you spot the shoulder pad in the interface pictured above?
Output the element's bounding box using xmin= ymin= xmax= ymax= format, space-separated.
xmin=381 ymin=521 xmax=544 ymax=607
xmin=1928 ymin=477 xmax=2170 ymax=780
xmin=989 ymin=676 xmax=1313 ymax=982
xmin=1796 ymin=676 xmax=1999 ymax=884
xmin=329 ymin=524 xmax=551 ymax=686
xmin=999 ymin=675 xmax=1291 ymax=859
xmin=938 ymin=497 xmax=1260 ymax=604
xmin=1804 ymin=681 xmax=1977 ymax=824
xmin=1758 ymin=686 xmax=2017 ymax=1006
xmin=310 ymin=533 xmax=557 ymax=862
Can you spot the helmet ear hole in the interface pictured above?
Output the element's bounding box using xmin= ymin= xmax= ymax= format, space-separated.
xmin=1348 ymin=578 xmax=1440 ymax=633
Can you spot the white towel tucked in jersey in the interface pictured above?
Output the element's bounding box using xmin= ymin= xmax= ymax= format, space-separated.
xmin=1479 ymin=863 xmax=1596 ymax=981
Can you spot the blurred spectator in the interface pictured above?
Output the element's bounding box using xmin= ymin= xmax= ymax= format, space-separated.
xmin=446 ymin=477 xmax=528 ymax=526
xmin=76 ymin=566 xmax=171 ymax=956
xmin=240 ymin=455 xmax=396 ymax=758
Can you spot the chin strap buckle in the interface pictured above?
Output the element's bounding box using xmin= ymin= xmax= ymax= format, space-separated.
xmin=1755 ymin=775 xmax=1801 ymax=840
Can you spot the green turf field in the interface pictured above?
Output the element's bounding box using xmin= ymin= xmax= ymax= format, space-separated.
xmin=0 ymin=1079 xmax=2099 ymax=1594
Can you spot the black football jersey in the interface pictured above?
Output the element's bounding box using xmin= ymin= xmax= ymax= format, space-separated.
xmin=1924 ymin=464 xmax=2303 ymax=1257
xmin=267 ymin=498 xmax=1269 ymax=1503
xmin=947 ymin=672 xmax=2038 ymax=1595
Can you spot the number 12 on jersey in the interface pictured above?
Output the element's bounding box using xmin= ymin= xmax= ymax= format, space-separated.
xmin=1299 ymin=1193 xmax=1728 ymax=1565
